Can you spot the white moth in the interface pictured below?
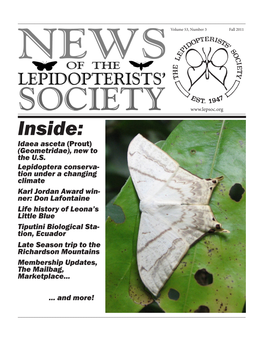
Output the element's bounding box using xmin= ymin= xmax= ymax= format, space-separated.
xmin=127 ymin=134 xmax=229 ymax=296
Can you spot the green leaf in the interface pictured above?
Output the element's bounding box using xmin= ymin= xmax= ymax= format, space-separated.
xmin=106 ymin=120 xmax=245 ymax=313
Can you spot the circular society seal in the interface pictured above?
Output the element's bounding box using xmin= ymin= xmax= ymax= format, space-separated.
xmin=172 ymin=36 xmax=242 ymax=104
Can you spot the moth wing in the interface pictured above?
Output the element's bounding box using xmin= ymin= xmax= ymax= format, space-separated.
xmin=187 ymin=64 xmax=206 ymax=90
xmin=32 ymin=61 xmax=44 ymax=71
xmin=211 ymin=48 xmax=228 ymax=67
xmin=128 ymin=134 xmax=217 ymax=205
xmin=128 ymin=134 xmax=180 ymax=201
xmin=208 ymin=65 xmax=227 ymax=89
xmin=45 ymin=61 xmax=57 ymax=71
xmin=185 ymin=49 xmax=203 ymax=68
xmin=209 ymin=48 xmax=228 ymax=89
xmin=209 ymin=49 xmax=228 ymax=88
xmin=129 ymin=61 xmax=140 ymax=68
xmin=137 ymin=204 xmax=212 ymax=296
xmin=185 ymin=49 xmax=206 ymax=90
xmin=142 ymin=61 xmax=153 ymax=68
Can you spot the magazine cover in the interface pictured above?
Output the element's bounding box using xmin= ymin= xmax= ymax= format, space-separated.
xmin=1 ymin=1 xmax=261 ymax=340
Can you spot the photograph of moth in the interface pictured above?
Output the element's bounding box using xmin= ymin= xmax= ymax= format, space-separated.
xmin=128 ymin=134 xmax=229 ymax=296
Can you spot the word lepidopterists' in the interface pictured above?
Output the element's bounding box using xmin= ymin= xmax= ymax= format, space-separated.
xmin=32 ymin=61 xmax=57 ymax=71
xmin=127 ymin=134 xmax=229 ymax=296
